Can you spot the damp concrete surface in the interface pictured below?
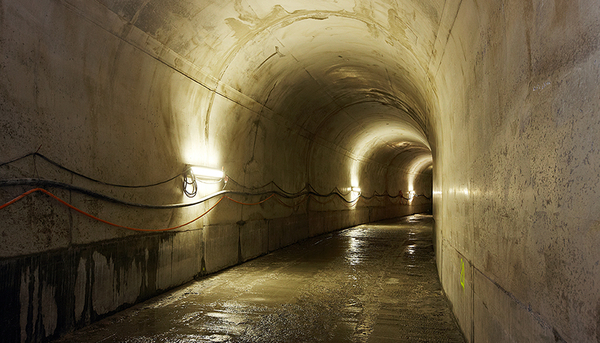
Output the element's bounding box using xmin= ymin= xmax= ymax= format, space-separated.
xmin=54 ymin=214 xmax=465 ymax=342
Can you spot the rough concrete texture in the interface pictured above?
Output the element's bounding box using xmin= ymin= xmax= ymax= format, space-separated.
xmin=0 ymin=0 xmax=598 ymax=342
xmin=53 ymin=215 xmax=465 ymax=343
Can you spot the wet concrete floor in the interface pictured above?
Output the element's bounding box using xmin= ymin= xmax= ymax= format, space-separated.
xmin=55 ymin=214 xmax=465 ymax=342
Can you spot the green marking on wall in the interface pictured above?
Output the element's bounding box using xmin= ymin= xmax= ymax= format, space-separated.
xmin=460 ymin=258 xmax=465 ymax=290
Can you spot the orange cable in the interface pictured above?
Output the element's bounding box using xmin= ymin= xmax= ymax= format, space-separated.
xmin=307 ymin=194 xmax=360 ymax=207
xmin=0 ymin=188 xmax=225 ymax=232
xmin=308 ymin=195 xmax=336 ymax=205
xmin=274 ymin=194 xmax=309 ymax=208
xmin=0 ymin=188 xmax=40 ymax=210
xmin=1 ymin=187 xmax=394 ymax=233
xmin=224 ymin=193 xmax=275 ymax=206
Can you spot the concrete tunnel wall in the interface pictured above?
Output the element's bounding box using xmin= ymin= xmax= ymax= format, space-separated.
xmin=0 ymin=0 xmax=599 ymax=342
xmin=432 ymin=1 xmax=600 ymax=342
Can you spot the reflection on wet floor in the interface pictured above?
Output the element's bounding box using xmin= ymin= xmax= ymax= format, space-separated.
xmin=54 ymin=214 xmax=465 ymax=343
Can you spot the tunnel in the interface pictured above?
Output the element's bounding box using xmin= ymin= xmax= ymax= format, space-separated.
xmin=0 ymin=0 xmax=599 ymax=342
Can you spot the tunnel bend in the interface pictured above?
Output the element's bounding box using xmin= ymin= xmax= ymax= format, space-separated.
xmin=208 ymin=4 xmax=437 ymax=207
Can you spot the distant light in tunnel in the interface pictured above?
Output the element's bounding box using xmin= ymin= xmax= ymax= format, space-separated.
xmin=350 ymin=187 xmax=361 ymax=204
xmin=407 ymin=155 xmax=433 ymax=195
xmin=408 ymin=190 xmax=416 ymax=203
xmin=351 ymin=171 xmax=359 ymax=189
xmin=348 ymin=170 xmax=361 ymax=205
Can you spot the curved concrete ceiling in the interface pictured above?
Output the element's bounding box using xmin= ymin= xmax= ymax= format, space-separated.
xmin=99 ymin=0 xmax=437 ymax=184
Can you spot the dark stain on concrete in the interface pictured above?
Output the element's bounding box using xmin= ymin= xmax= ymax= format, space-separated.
xmin=0 ymin=231 xmax=203 ymax=342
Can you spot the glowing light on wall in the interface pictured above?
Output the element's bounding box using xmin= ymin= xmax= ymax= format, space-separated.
xmin=183 ymin=165 xmax=224 ymax=198
xmin=350 ymin=186 xmax=361 ymax=202
xmin=190 ymin=166 xmax=224 ymax=180
xmin=408 ymin=190 xmax=416 ymax=203
xmin=179 ymin=93 xmax=231 ymax=200
xmin=350 ymin=161 xmax=360 ymax=188
xmin=343 ymin=109 xmax=431 ymax=209
xmin=407 ymin=154 xmax=433 ymax=194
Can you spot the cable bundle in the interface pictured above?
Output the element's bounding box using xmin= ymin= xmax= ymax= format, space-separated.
xmin=0 ymin=152 xmax=426 ymax=231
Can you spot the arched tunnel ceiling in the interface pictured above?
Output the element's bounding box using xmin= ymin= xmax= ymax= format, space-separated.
xmin=99 ymin=0 xmax=440 ymax=171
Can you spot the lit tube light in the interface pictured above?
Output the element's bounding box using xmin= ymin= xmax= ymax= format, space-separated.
xmin=183 ymin=165 xmax=224 ymax=198
xmin=190 ymin=166 xmax=223 ymax=180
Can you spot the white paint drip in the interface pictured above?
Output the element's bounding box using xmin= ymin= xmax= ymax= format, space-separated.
xmin=533 ymin=81 xmax=551 ymax=92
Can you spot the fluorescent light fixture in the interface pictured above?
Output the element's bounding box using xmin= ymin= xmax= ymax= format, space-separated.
xmin=183 ymin=165 xmax=224 ymax=198
xmin=190 ymin=166 xmax=223 ymax=180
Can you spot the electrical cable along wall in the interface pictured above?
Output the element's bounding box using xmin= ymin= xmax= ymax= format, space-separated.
xmin=0 ymin=152 xmax=430 ymax=230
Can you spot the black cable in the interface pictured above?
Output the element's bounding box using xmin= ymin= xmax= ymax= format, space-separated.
xmin=1 ymin=152 xmax=426 ymax=206
xmin=306 ymin=184 xmax=353 ymax=197
xmin=226 ymin=175 xmax=310 ymax=196
xmin=0 ymin=152 xmax=183 ymax=188
xmin=0 ymin=178 xmax=371 ymax=207
xmin=0 ymin=179 xmax=227 ymax=209
xmin=226 ymin=175 xmax=357 ymax=198
xmin=361 ymin=191 xmax=408 ymax=200
xmin=182 ymin=168 xmax=197 ymax=198
xmin=0 ymin=152 xmax=36 ymax=168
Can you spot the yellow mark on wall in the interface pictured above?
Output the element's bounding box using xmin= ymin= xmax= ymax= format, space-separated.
xmin=460 ymin=258 xmax=465 ymax=290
